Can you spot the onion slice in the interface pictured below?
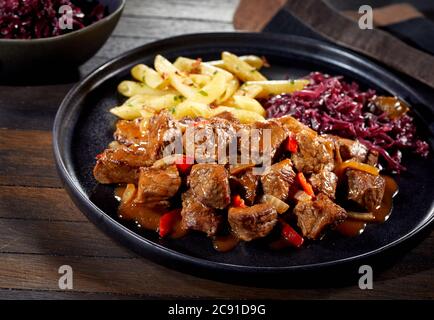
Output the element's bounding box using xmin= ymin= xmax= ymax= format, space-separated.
xmin=346 ymin=211 xmax=376 ymax=222
xmin=152 ymin=154 xmax=185 ymax=169
xmin=294 ymin=190 xmax=312 ymax=202
xmin=122 ymin=184 xmax=136 ymax=204
xmin=261 ymin=194 xmax=289 ymax=214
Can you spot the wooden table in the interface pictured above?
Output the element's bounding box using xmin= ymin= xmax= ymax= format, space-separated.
xmin=0 ymin=0 xmax=432 ymax=300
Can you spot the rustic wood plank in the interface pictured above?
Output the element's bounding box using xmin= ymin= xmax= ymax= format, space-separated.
xmin=0 ymin=218 xmax=135 ymax=258
xmin=0 ymin=186 xmax=86 ymax=222
xmin=0 ymin=288 xmax=145 ymax=300
xmin=94 ymin=35 xmax=154 ymax=60
xmin=0 ymin=252 xmax=432 ymax=299
xmin=111 ymin=16 xmax=233 ymax=39
xmin=79 ymin=56 xmax=112 ymax=77
xmin=0 ymin=129 xmax=60 ymax=188
xmin=123 ymin=0 xmax=238 ymax=23
xmin=234 ymin=0 xmax=285 ymax=31
xmin=0 ymin=85 xmax=72 ymax=131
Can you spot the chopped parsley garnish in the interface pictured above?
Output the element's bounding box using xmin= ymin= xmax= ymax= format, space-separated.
xmin=169 ymin=107 xmax=176 ymax=114
xmin=290 ymin=79 xmax=295 ymax=85
xmin=199 ymin=90 xmax=208 ymax=96
xmin=174 ymin=95 xmax=185 ymax=102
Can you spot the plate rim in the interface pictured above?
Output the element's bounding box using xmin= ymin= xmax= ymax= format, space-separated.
xmin=53 ymin=32 xmax=434 ymax=274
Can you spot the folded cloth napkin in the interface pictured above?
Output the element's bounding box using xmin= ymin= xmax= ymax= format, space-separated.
xmin=234 ymin=0 xmax=434 ymax=89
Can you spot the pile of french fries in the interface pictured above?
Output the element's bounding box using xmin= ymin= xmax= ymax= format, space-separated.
xmin=110 ymin=52 xmax=310 ymax=124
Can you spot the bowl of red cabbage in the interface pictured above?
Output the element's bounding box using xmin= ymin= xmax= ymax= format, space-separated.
xmin=0 ymin=0 xmax=125 ymax=75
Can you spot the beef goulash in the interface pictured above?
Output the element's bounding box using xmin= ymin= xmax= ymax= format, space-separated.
xmin=94 ymin=110 xmax=397 ymax=251
xmin=91 ymin=52 xmax=427 ymax=252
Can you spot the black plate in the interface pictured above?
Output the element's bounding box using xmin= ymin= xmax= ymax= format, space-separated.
xmin=53 ymin=32 xmax=434 ymax=274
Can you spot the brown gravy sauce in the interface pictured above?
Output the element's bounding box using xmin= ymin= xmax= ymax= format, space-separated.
xmin=372 ymin=175 xmax=398 ymax=222
xmin=337 ymin=175 xmax=398 ymax=236
xmin=336 ymin=220 xmax=367 ymax=237
xmin=114 ymin=186 xmax=126 ymax=202
xmin=114 ymin=175 xmax=399 ymax=248
xmin=212 ymin=233 xmax=240 ymax=252
xmin=115 ymin=185 xmax=186 ymax=237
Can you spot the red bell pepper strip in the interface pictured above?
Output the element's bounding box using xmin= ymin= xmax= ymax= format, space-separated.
xmin=175 ymin=155 xmax=194 ymax=174
xmin=192 ymin=120 xmax=209 ymax=127
xmin=159 ymin=209 xmax=181 ymax=238
xmin=232 ymin=195 xmax=246 ymax=208
xmin=286 ymin=134 xmax=298 ymax=153
xmin=281 ymin=223 xmax=304 ymax=248
xmin=296 ymin=172 xmax=314 ymax=197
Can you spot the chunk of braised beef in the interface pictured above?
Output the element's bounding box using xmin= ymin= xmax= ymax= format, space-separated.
xmin=291 ymin=130 xmax=335 ymax=174
xmin=93 ymin=145 xmax=153 ymax=184
xmin=114 ymin=119 xmax=143 ymax=146
xmin=230 ymin=168 xmax=259 ymax=206
xmin=180 ymin=190 xmax=222 ymax=236
xmin=228 ymin=203 xmax=277 ymax=241
xmin=254 ymin=119 xmax=290 ymax=160
xmin=337 ymin=138 xmax=368 ymax=162
xmin=276 ymin=115 xmax=316 ymax=135
xmin=212 ymin=111 xmax=241 ymax=123
xmin=135 ymin=165 xmax=181 ymax=203
xmin=188 ymin=164 xmax=231 ymax=209
xmin=142 ymin=110 xmax=181 ymax=163
xmin=346 ymin=169 xmax=385 ymax=211
xmin=260 ymin=159 xmax=296 ymax=201
xmin=185 ymin=116 xmax=240 ymax=164
xmin=293 ymin=193 xmax=347 ymax=240
xmin=366 ymin=150 xmax=379 ymax=166
xmin=309 ymin=170 xmax=338 ymax=199
xmin=327 ymin=135 xmax=379 ymax=166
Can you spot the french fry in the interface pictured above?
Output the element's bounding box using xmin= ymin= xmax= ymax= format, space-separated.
xmin=229 ymin=95 xmax=266 ymax=117
xmin=173 ymin=57 xmax=199 ymax=72
xmin=189 ymin=74 xmax=212 ymax=87
xmin=216 ymin=78 xmax=239 ymax=104
xmin=110 ymin=93 xmax=180 ymax=120
xmin=173 ymin=101 xmax=212 ymax=119
xmin=133 ymin=94 xmax=180 ymax=111
xmin=154 ymin=54 xmax=180 ymax=74
xmin=186 ymin=71 xmax=228 ymax=104
xmin=208 ymin=55 xmax=265 ymax=70
xmin=114 ymin=53 xmax=306 ymax=125
xmin=139 ymin=107 xmax=156 ymax=120
xmin=154 ymin=55 xmax=199 ymax=98
xmin=245 ymin=80 xmax=310 ymax=98
xmin=173 ymin=57 xmax=233 ymax=81
xmin=173 ymin=102 xmax=264 ymax=124
xmin=211 ymin=106 xmax=265 ymax=124
xmin=117 ymin=80 xmax=176 ymax=97
xmin=131 ymin=64 xmax=168 ymax=89
xmin=235 ymin=83 xmax=263 ymax=98
xmin=221 ymin=51 xmax=267 ymax=82
xmin=110 ymin=105 xmax=142 ymax=120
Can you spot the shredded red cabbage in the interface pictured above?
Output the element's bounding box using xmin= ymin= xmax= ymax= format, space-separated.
xmin=263 ymin=72 xmax=429 ymax=173
xmin=0 ymin=0 xmax=106 ymax=39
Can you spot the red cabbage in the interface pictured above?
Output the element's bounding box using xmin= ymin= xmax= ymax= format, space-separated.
xmin=263 ymin=72 xmax=429 ymax=173
xmin=0 ymin=0 xmax=106 ymax=39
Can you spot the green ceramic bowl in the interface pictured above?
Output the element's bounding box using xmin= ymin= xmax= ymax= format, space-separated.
xmin=0 ymin=0 xmax=125 ymax=75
